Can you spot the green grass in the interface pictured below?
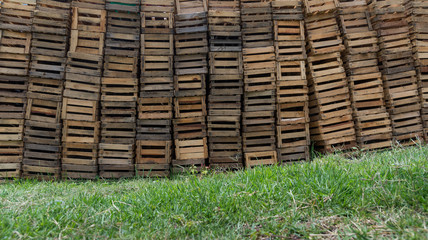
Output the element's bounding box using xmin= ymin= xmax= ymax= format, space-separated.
xmin=0 ymin=146 xmax=427 ymax=239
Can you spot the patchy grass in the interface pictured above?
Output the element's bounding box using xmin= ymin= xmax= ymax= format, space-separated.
xmin=0 ymin=146 xmax=427 ymax=239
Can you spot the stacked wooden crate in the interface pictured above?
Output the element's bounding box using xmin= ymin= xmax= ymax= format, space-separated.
xmin=23 ymin=0 xmax=71 ymax=179
xmin=304 ymin=0 xmax=357 ymax=152
xmin=173 ymin=0 xmax=208 ymax=172
xmin=98 ymin=0 xmax=139 ymax=179
xmin=368 ymin=0 xmax=423 ymax=145
xmin=61 ymin=0 xmax=105 ymax=179
xmin=0 ymin=0 xmax=35 ymax=178
xmin=273 ymin=0 xmax=310 ymax=163
xmin=338 ymin=0 xmax=392 ymax=150
xmin=207 ymin=0 xmax=243 ymax=169
xmin=137 ymin=0 xmax=174 ymax=177
xmin=241 ymin=1 xmax=277 ymax=168
xmin=406 ymin=0 xmax=428 ymax=140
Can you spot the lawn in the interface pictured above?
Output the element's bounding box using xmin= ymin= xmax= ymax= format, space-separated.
xmin=0 ymin=146 xmax=427 ymax=239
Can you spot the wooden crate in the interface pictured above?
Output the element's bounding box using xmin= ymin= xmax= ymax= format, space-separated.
xmin=0 ymin=96 xmax=26 ymax=119
xmin=29 ymin=55 xmax=66 ymax=80
xmin=209 ymin=74 xmax=243 ymax=95
xmin=244 ymin=69 xmax=276 ymax=92
xmin=71 ymin=7 xmax=106 ymax=32
xmin=175 ymin=12 xmax=208 ymax=34
xmin=101 ymin=101 xmax=136 ymax=123
xmin=304 ymin=0 xmax=337 ymax=15
xmin=208 ymin=0 xmax=239 ymax=11
xmin=138 ymin=97 xmax=173 ymax=119
xmin=173 ymin=116 xmax=206 ymax=139
xmin=274 ymin=20 xmax=305 ymax=58
xmin=26 ymin=79 xmax=58 ymax=104
xmin=135 ymin=140 xmax=171 ymax=177
xmin=0 ymin=119 xmax=24 ymax=141
xmin=276 ymin=61 xmax=306 ymax=85
xmin=0 ymin=53 xmax=30 ymax=76
xmin=243 ymin=130 xmax=276 ymax=153
xmin=379 ymin=51 xmax=415 ymax=75
xmin=241 ymin=2 xmax=273 ymax=48
xmin=383 ymin=71 xmax=420 ymax=115
xmin=100 ymin=122 xmax=136 ymax=143
xmin=245 ymin=150 xmax=277 ymax=168
xmin=62 ymin=120 xmax=99 ymax=144
xmin=390 ymin=111 xmax=424 ymax=146
xmin=22 ymin=164 xmax=60 ymax=179
xmin=66 ymin=52 xmax=103 ymax=77
xmin=62 ymin=97 xmax=98 ymax=121
xmin=141 ymin=12 xmax=173 ymax=34
xmin=174 ymin=54 xmax=208 ymax=75
xmin=348 ymin=72 xmax=386 ymax=113
xmin=174 ymin=74 xmax=206 ymax=97
xmin=140 ymin=76 xmax=174 ymax=98
xmin=354 ymin=112 xmax=392 ymax=149
xmin=141 ymin=0 xmax=175 ymax=13
xmin=277 ymin=146 xmax=309 ymax=163
xmin=307 ymin=52 xmax=345 ymax=78
xmin=0 ymin=75 xmax=27 ymax=98
xmin=176 ymin=0 xmax=207 ymax=14
xmin=208 ymin=94 xmax=241 ymax=116
xmin=141 ymin=56 xmax=173 ymax=77
xmin=32 ymin=0 xmax=71 ymax=35
xmin=98 ymin=143 xmax=134 ymax=165
xmin=0 ymin=140 xmax=23 ymax=164
xmin=175 ymin=32 xmax=208 ymax=55
xmin=309 ymin=92 xmax=353 ymax=121
xmin=244 ymin=90 xmax=276 ymax=112
xmin=62 ymin=142 xmax=97 ymax=179
xmin=136 ymin=119 xmax=171 ymax=140
xmin=242 ymin=46 xmax=275 ymax=72
xmin=25 ymin=98 xmax=61 ymax=123
xmin=272 ymin=0 xmax=304 ymax=20
xmin=101 ymin=77 xmax=138 ymax=102
xmin=0 ymin=162 xmax=20 ymax=178
xmin=68 ymin=30 xmax=104 ymax=55
xmin=63 ymin=73 xmax=101 ymax=101
xmin=277 ymin=102 xmax=309 ymax=125
xmin=174 ymin=96 xmax=206 ymax=118
xmin=23 ymin=142 xmax=61 ymax=170
xmin=104 ymin=33 xmax=139 ymax=57
xmin=173 ymin=138 xmax=207 ymax=171
xmin=71 ymin=0 xmax=105 ymax=10
xmin=0 ymin=30 xmax=31 ymax=54
xmin=208 ymin=136 xmax=242 ymax=169
xmin=305 ymin=13 xmax=344 ymax=55
xmin=106 ymin=0 xmax=139 ymax=12
xmin=99 ymin=164 xmax=134 ymax=178
xmin=209 ymin=52 xmax=242 ymax=75
xmin=103 ymin=55 xmax=138 ymax=78
xmin=242 ymin=110 xmax=275 ymax=133
xmin=141 ymin=34 xmax=174 ymax=56
xmin=0 ymin=0 xmax=36 ymax=33
xmin=207 ymin=115 xmax=240 ymax=137
xmin=31 ymin=33 xmax=69 ymax=58
xmin=208 ymin=10 xmax=241 ymax=52
xmin=343 ymin=52 xmax=379 ymax=75
xmin=277 ymin=123 xmax=310 ymax=148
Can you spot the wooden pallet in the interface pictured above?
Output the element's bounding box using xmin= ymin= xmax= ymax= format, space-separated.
xmin=176 ymin=0 xmax=207 ymax=14
xmin=141 ymin=56 xmax=173 ymax=77
xmin=138 ymin=97 xmax=172 ymax=119
xmin=0 ymin=0 xmax=36 ymax=33
xmin=103 ymin=55 xmax=138 ymax=78
xmin=0 ymin=75 xmax=27 ymax=98
xmin=31 ymin=33 xmax=69 ymax=58
xmin=62 ymin=120 xmax=99 ymax=144
xmin=141 ymin=12 xmax=173 ymax=34
xmin=277 ymin=102 xmax=309 ymax=125
xmin=208 ymin=10 xmax=241 ymax=52
xmin=66 ymin=52 xmax=103 ymax=76
xmin=62 ymin=97 xmax=98 ymax=122
xmin=62 ymin=142 xmax=97 ymax=179
xmin=175 ymin=32 xmax=208 ymax=55
xmin=139 ymin=76 xmax=174 ymax=98
xmin=136 ymin=119 xmax=171 ymax=141
xmin=32 ymin=0 xmax=71 ymax=35
xmin=135 ymin=140 xmax=171 ymax=177
xmin=29 ymin=55 xmax=66 ymax=80
xmin=141 ymin=34 xmax=174 ymax=56
xmin=0 ymin=119 xmax=24 ymax=141
xmin=101 ymin=77 xmax=138 ymax=102
xmin=106 ymin=0 xmax=139 ymax=12
xmin=174 ymin=96 xmax=206 ymax=118
xmin=71 ymin=7 xmax=106 ymax=32
xmin=0 ymin=96 xmax=26 ymax=119
xmin=304 ymin=0 xmax=337 ymax=15
xmin=0 ymin=53 xmax=30 ymax=76
xmin=244 ymin=90 xmax=276 ymax=112
xmin=305 ymin=13 xmax=344 ymax=55
xmin=0 ymin=30 xmax=31 ymax=54
xmin=278 ymin=146 xmax=309 ymax=164
xmin=141 ymin=0 xmax=175 ymax=13
xmin=101 ymin=101 xmax=136 ymax=123
xmin=241 ymin=2 xmax=273 ymax=48
xmin=173 ymin=116 xmax=206 ymax=139
xmin=63 ymin=73 xmax=101 ymax=101
xmin=245 ymin=150 xmax=277 ymax=168
xmin=209 ymin=74 xmax=243 ymax=95
xmin=68 ymin=30 xmax=104 ymax=55
xmin=174 ymin=74 xmax=206 ymax=97
xmin=208 ymin=94 xmax=241 ymax=116
xmin=207 ymin=115 xmax=240 ymax=137
xmin=0 ymin=140 xmax=23 ymax=164
xmin=174 ymin=54 xmax=208 ymax=75
xmin=25 ymin=98 xmax=61 ymax=123
xmin=100 ymin=122 xmax=136 ymax=143
xmin=272 ymin=0 xmax=304 ymax=20
xmin=208 ymin=136 xmax=242 ymax=169
xmin=209 ymin=52 xmax=242 ymax=75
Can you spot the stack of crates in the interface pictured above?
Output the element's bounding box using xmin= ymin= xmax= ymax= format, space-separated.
xmin=137 ymin=0 xmax=175 ymax=177
xmin=338 ymin=0 xmax=392 ymax=150
xmin=406 ymin=0 xmax=428 ymax=140
xmin=61 ymin=0 xmax=105 ymax=179
xmin=173 ymin=0 xmax=208 ymax=173
xmin=368 ymin=0 xmax=423 ymax=145
xmin=241 ymin=0 xmax=277 ymax=168
xmin=0 ymin=0 xmax=35 ymax=178
xmin=98 ymin=0 xmax=139 ymax=178
xmin=207 ymin=0 xmax=243 ymax=169
xmin=273 ymin=0 xmax=310 ymax=163
xmin=23 ymin=0 xmax=72 ymax=179
xmin=304 ymin=0 xmax=357 ymax=152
